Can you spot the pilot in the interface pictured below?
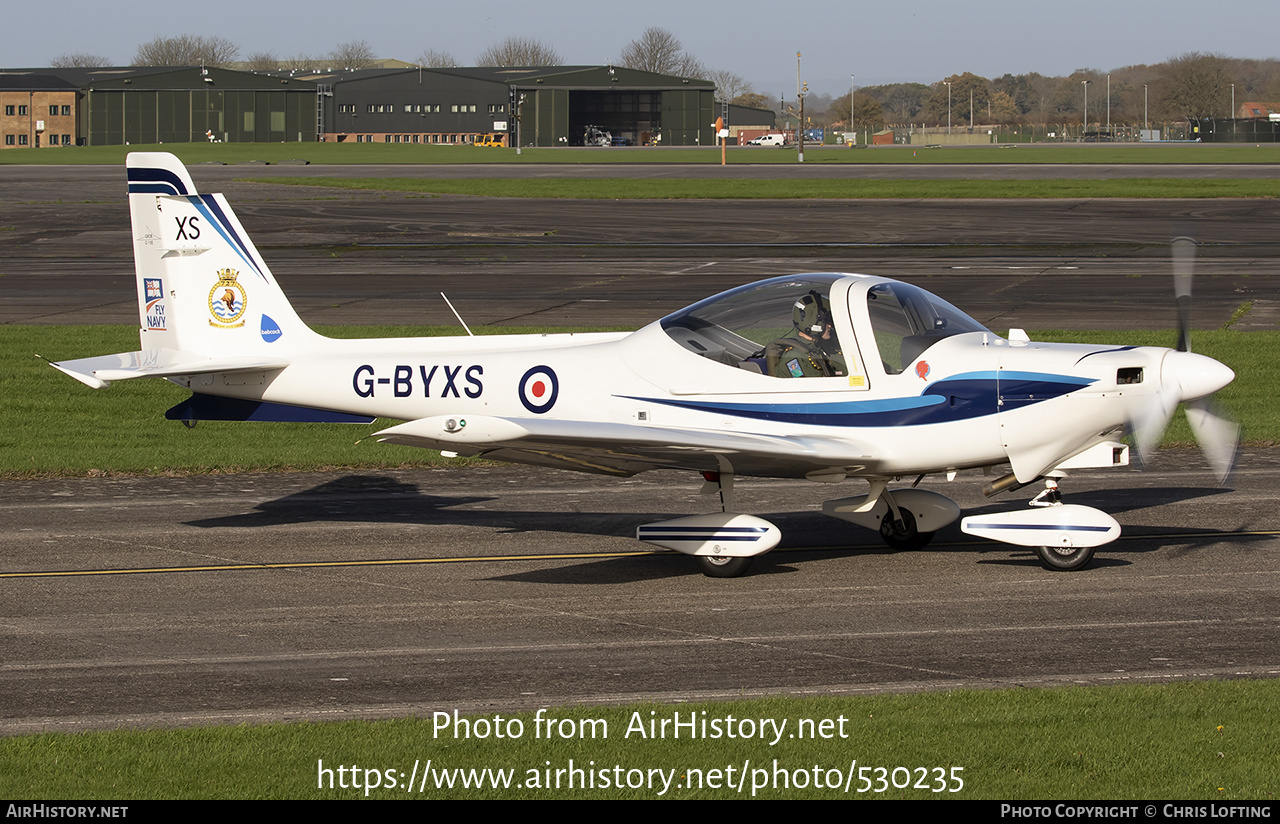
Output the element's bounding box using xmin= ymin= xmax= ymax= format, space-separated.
xmin=766 ymin=291 xmax=846 ymax=378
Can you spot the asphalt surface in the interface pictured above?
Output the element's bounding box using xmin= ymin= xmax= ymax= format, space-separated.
xmin=4 ymin=163 xmax=1280 ymax=331
xmin=3 ymin=454 xmax=1277 ymax=734
xmin=1 ymin=164 xmax=1278 ymax=733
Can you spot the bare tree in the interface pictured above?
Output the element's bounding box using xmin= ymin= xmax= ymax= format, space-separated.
xmin=282 ymin=54 xmax=321 ymax=72
xmin=328 ymin=40 xmax=377 ymax=70
xmin=476 ymin=37 xmax=563 ymax=67
xmin=618 ymin=28 xmax=705 ymax=78
xmin=50 ymin=53 xmax=111 ymax=68
xmin=244 ymin=52 xmax=280 ymax=71
xmin=707 ymin=69 xmax=751 ymax=102
xmin=418 ymin=48 xmax=458 ymax=68
xmin=133 ymin=34 xmax=239 ymax=67
xmin=1158 ymin=52 xmax=1234 ymax=119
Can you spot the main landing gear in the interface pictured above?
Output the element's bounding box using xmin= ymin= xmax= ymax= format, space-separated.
xmin=635 ymin=461 xmax=779 ymax=578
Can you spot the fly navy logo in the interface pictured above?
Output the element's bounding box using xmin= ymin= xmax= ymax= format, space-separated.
xmin=143 ymin=277 xmax=166 ymax=330
xmin=208 ymin=269 xmax=247 ymax=328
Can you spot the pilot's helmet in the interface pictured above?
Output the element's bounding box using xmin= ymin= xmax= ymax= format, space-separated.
xmin=793 ymin=291 xmax=832 ymax=334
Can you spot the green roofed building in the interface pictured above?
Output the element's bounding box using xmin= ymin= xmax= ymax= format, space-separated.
xmin=2 ymin=63 xmax=716 ymax=148
xmin=305 ymin=64 xmax=715 ymax=147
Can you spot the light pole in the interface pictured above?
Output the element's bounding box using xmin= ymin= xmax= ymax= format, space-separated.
xmin=1082 ymin=80 xmax=1090 ymax=141
xmin=1143 ymin=84 xmax=1148 ymax=134
xmin=851 ymin=74 xmax=855 ymax=145
xmin=944 ymin=81 xmax=952 ymax=135
xmin=796 ymin=52 xmax=805 ymax=163
xmin=1106 ymin=74 xmax=1110 ymax=133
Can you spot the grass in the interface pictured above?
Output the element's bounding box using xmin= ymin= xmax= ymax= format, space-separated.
xmin=0 ymin=681 xmax=1274 ymax=799
xmin=2 ymin=142 xmax=1280 ymax=166
xmin=260 ymin=176 xmax=1280 ymax=199
xmin=4 ymin=325 xmax=1271 ymax=479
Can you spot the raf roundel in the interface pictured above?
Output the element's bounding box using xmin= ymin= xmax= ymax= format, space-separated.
xmin=518 ymin=365 xmax=559 ymax=414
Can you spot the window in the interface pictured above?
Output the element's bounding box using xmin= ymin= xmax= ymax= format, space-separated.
xmin=18 ymin=105 xmax=27 ymax=116
xmin=62 ymin=105 xmax=70 ymax=116
xmin=3 ymin=106 xmax=12 ymax=116
xmin=61 ymin=134 xmax=71 ymax=145
xmin=4 ymin=135 xmax=13 ymax=145
xmin=49 ymin=105 xmax=58 ymax=116
xmin=367 ymin=104 xmax=376 ymax=113
xmin=18 ymin=134 xmax=28 ymax=145
xmin=660 ymin=275 xmax=851 ymax=379
xmin=404 ymin=104 xmax=412 ymax=113
xmin=488 ymin=104 xmax=505 ymax=114
xmin=866 ymin=282 xmax=988 ymax=374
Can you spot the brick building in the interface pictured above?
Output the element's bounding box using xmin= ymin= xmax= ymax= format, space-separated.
xmin=0 ymin=73 xmax=79 ymax=148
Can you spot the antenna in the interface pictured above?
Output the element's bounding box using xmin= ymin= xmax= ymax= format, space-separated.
xmin=440 ymin=292 xmax=474 ymax=336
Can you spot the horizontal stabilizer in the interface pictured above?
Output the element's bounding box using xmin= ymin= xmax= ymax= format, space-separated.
xmin=165 ymin=393 xmax=376 ymax=424
xmin=51 ymin=349 xmax=289 ymax=388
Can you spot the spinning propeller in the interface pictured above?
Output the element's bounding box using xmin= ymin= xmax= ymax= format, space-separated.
xmin=1130 ymin=237 xmax=1239 ymax=483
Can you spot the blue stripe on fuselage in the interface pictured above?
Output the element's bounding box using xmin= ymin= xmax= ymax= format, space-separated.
xmin=621 ymin=371 xmax=1093 ymax=428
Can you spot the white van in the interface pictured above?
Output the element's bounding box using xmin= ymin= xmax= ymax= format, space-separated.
xmin=747 ymin=133 xmax=787 ymax=147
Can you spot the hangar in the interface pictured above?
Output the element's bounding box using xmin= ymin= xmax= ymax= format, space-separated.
xmin=313 ymin=65 xmax=716 ymax=147
xmin=1 ymin=63 xmax=717 ymax=148
xmin=1 ymin=66 xmax=318 ymax=146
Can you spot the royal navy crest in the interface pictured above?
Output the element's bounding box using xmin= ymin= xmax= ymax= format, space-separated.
xmin=208 ymin=269 xmax=247 ymax=328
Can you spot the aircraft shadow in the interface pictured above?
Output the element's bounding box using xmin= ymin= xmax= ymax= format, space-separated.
xmin=183 ymin=474 xmax=1259 ymax=581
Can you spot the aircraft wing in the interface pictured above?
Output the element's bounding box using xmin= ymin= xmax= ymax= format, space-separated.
xmin=374 ymin=415 xmax=873 ymax=477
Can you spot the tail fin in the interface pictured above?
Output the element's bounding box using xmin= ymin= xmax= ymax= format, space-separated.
xmin=126 ymin=152 xmax=317 ymax=356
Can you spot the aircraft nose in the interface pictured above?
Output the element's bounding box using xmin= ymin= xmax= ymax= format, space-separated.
xmin=1162 ymin=350 xmax=1235 ymax=402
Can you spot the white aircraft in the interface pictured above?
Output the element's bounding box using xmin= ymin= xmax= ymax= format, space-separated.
xmin=51 ymin=152 xmax=1238 ymax=576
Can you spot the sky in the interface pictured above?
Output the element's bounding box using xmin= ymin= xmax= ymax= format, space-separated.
xmin=7 ymin=0 xmax=1277 ymax=98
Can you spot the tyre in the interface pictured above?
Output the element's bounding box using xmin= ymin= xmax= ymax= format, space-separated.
xmin=879 ymin=509 xmax=935 ymax=551
xmin=1035 ymin=544 xmax=1096 ymax=571
xmin=697 ymin=555 xmax=752 ymax=578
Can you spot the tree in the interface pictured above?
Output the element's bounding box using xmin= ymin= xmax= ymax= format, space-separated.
xmin=1158 ymin=52 xmax=1233 ymax=119
xmin=328 ymin=40 xmax=377 ymax=70
xmin=924 ymin=72 xmax=990 ymax=125
xmin=282 ymin=54 xmax=320 ymax=72
xmin=50 ymin=53 xmax=111 ymax=68
xmin=476 ymin=37 xmax=563 ymax=67
xmin=987 ymin=91 xmax=1019 ymax=124
xmin=1050 ymin=70 xmax=1103 ymax=120
xmin=617 ymin=27 xmax=706 ymax=78
xmin=244 ymin=52 xmax=280 ymax=71
xmin=707 ymin=69 xmax=751 ymax=102
xmin=828 ymin=93 xmax=883 ymax=130
xmin=418 ymin=49 xmax=458 ymax=68
xmin=732 ymin=92 xmax=774 ymax=111
xmin=133 ymin=34 xmax=239 ymax=67
xmin=860 ymin=82 xmax=930 ymax=120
